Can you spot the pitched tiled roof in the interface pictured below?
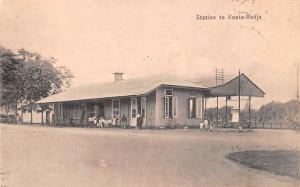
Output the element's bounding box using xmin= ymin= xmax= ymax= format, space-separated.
xmin=37 ymin=74 xmax=207 ymax=103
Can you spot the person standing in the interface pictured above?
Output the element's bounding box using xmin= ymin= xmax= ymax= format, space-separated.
xmin=137 ymin=114 xmax=143 ymax=130
xmin=106 ymin=117 xmax=112 ymax=128
xmin=209 ymin=122 xmax=214 ymax=131
xmin=200 ymin=121 xmax=204 ymax=131
xmin=121 ymin=114 xmax=127 ymax=128
xmin=203 ymin=117 xmax=209 ymax=131
xmin=112 ymin=116 xmax=117 ymax=128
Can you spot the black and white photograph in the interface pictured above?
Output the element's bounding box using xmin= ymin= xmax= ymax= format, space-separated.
xmin=0 ymin=0 xmax=299 ymax=186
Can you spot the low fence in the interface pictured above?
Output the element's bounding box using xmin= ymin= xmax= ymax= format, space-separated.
xmin=250 ymin=121 xmax=291 ymax=129
xmin=212 ymin=120 xmax=297 ymax=129
xmin=241 ymin=120 xmax=300 ymax=129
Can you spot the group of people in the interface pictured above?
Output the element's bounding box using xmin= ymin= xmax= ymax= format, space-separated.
xmin=86 ymin=114 xmax=144 ymax=129
xmin=88 ymin=116 xmax=112 ymax=128
xmin=87 ymin=114 xmax=130 ymax=128
xmin=199 ymin=117 xmax=214 ymax=131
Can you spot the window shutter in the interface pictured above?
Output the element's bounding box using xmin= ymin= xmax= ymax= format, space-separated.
xmin=196 ymin=97 xmax=202 ymax=119
xmin=164 ymin=97 xmax=169 ymax=118
xmin=172 ymin=97 xmax=178 ymax=118
xmin=188 ymin=98 xmax=192 ymax=118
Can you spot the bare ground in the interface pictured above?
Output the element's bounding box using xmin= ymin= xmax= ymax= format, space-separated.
xmin=1 ymin=124 xmax=300 ymax=187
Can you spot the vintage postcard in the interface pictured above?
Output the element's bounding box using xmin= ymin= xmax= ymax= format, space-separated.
xmin=0 ymin=0 xmax=299 ymax=186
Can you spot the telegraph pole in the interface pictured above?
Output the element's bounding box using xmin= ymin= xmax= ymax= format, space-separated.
xmin=238 ymin=70 xmax=241 ymax=127
xmin=216 ymin=68 xmax=224 ymax=126
xmin=225 ymin=96 xmax=229 ymax=127
xmin=216 ymin=68 xmax=218 ymax=126
xmin=248 ymin=96 xmax=251 ymax=128
xmin=297 ymin=62 xmax=299 ymax=101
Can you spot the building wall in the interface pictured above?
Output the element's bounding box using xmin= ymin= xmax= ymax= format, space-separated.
xmin=101 ymin=97 xmax=156 ymax=127
xmin=104 ymin=98 xmax=130 ymax=125
xmin=68 ymin=102 xmax=83 ymax=125
xmin=53 ymin=103 xmax=64 ymax=125
xmin=54 ymin=102 xmax=84 ymax=125
xmin=146 ymin=92 xmax=156 ymax=127
xmin=82 ymin=98 xmax=132 ymax=126
xmin=104 ymin=99 xmax=112 ymax=119
xmin=52 ymin=102 xmax=88 ymax=125
xmin=52 ymin=87 xmax=205 ymax=127
xmin=119 ymin=98 xmax=131 ymax=125
xmin=155 ymin=87 xmax=205 ymax=127
xmin=52 ymin=98 xmax=132 ymax=126
xmin=22 ymin=111 xmax=53 ymax=124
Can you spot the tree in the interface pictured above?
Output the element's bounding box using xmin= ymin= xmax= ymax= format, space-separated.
xmin=21 ymin=49 xmax=74 ymax=124
xmin=206 ymin=106 xmax=234 ymax=123
xmin=0 ymin=47 xmax=25 ymax=120
xmin=0 ymin=46 xmax=74 ymax=124
xmin=254 ymin=100 xmax=300 ymax=123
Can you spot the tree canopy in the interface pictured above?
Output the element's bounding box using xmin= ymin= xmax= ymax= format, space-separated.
xmin=0 ymin=46 xmax=73 ymax=116
xmin=205 ymin=100 xmax=300 ymax=124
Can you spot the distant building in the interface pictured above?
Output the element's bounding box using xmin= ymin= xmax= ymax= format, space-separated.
xmin=37 ymin=73 xmax=265 ymax=128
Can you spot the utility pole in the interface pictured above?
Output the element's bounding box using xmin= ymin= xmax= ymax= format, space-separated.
xmin=297 ymin=62 xmax=299 ymax=101
xmin=216 ymin=68 xmax=224 ymax=126
xmin=238 ymin=70 xmax=241 ymax=127
xmin=225 ymin=96 xmax=229 ymax=127
xmin=248 ymin=96 xmax=251 ymax=128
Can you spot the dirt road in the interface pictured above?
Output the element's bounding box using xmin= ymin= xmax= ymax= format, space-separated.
xmin=1 ymin=124 xmax=300 ymax=187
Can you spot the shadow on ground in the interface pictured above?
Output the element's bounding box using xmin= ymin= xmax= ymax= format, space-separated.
xmin=227 ymin=150 xmax=300 ymax=179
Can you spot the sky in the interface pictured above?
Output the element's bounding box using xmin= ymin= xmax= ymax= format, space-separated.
xmin=0 ymin=0 xmax=299 ymax=108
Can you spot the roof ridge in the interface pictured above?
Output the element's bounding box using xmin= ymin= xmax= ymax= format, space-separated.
xmin=37 ymin=73 xmax=207 ymax=103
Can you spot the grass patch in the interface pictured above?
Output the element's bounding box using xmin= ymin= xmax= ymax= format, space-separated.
xmin=226 ymin=150 xmax=300 ymax=179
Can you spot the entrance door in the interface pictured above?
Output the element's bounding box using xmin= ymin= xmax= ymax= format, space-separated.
xmin=131 ymin=98 xmax=137 ymax=127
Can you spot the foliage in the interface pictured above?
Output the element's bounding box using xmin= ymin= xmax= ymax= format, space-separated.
xmin=0 ymin=47 xmax=24 ymax=113
xmin=205 ymin=106 xmax=234 ymax=122
xmin=205 ymin=100 xmax=300 ymax=123
xmin=256 ymin=100 xmax=300 ymax=122
xmin=0 ymin=46 xmax=74 ymax=117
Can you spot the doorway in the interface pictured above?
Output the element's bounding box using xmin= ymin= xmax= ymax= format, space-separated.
xmin=131 ymin=98 xmax=137 ymax=126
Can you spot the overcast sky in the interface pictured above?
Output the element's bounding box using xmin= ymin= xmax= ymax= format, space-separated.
xmin=0 ymin=0 xmax=299 ymax=108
